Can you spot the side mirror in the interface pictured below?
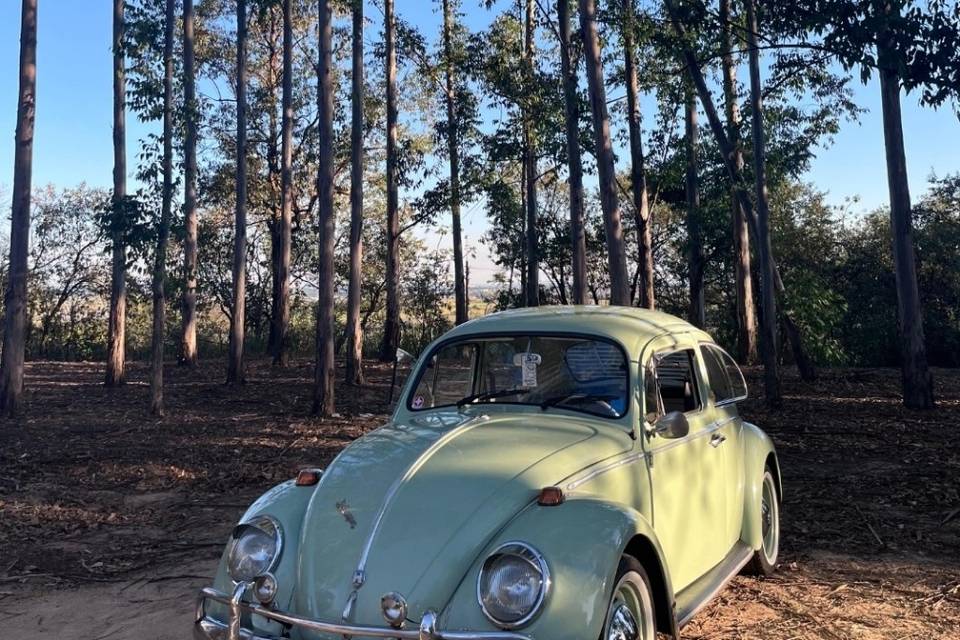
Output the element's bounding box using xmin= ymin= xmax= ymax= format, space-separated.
xmin=652 ymin=411 xmax=689 ymax=439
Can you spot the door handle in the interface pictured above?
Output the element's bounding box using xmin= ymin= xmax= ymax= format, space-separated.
xmin=710 ymin=433 xmax=726 ymax=448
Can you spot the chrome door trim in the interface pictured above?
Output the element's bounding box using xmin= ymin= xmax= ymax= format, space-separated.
xmin=646 ymin=416 xmax=735 ymax=458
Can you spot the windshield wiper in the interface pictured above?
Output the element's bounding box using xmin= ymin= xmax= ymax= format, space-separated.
xmin=539 ymin=392 xmax=617 ymax=411
xmin=457 ymin=388 xmax=528 ymax=408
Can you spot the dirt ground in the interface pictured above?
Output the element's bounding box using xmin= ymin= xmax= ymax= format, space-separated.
xmin=0 ymin=360 xmax=958 ymax=639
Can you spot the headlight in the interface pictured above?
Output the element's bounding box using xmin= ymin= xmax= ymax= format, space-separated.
xmin=227 ymin=516 xmax=282 ymax=582
xmin=477 ymin=542 xmax=549 ymax=628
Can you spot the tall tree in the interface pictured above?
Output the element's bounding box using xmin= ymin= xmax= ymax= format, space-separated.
xmin=180 ymin=0 xmax=199 ymax=367
xmin=685 ymin=86 xmax=705 ymax=327
xmin=523 ymin=0 xmax=539 ymax=307
xmin=227 ymin=0 xmax=248 ymax=385
xmin=272 ymin=0 xmax=294 ymax=367
xmin=719 ymin=0 xmax=757 ymax=363
xmin=150 ymin=0 xmax=176 ymax=416
xmin=443 ymin=0 xmax=468 ymax=323
xmin=344 ymin=0 xmax=365 ymax=384
xmin=557 ymin=0 xmax=587 ymax=305
xmin=313 ymin=0 xmax=336 ymax=416
xmin=105 ymin=0 xmax=127 ymax=386
xmin=0 ymin=0 xmax=38 ymax=416
xmin=877 ymin=8 xmax=934 ymax=409
xmin=579 ymin=0 xmax=630 ymax=306
xmin=621 ymin=0 xmax=654 ymax=309
xmin=379 ymin=0 xmax=401 ymax=362
xmin=744 ymin=0 xmax=780 ymax=404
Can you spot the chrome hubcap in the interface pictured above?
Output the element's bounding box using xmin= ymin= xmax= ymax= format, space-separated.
xmin=607 ymin=602 xmax=639 ymax=640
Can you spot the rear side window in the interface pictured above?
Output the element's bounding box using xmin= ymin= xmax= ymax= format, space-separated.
xmin=701 ymin=344 xmax=747 ymax=404
xmin=648 ymin=350 xmax=702 ymax=416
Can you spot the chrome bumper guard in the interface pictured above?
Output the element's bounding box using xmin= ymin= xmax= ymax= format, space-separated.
xmin=195 ymin=585 xmax=531 ymax=640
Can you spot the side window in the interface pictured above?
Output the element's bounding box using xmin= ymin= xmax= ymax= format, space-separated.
xmin=701 ymin=345 xmax=747 ymax=404
xmin=650 ymin=350 xmax=702 ymax=416
xmin=700 ymin=345 xmax=732 ymax=403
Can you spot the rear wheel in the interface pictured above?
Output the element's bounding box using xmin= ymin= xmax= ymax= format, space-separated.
xmin=601 ymin=557 xmax=657 ymax=640
xmin=746 ymin=469 xmax=780 ymax=575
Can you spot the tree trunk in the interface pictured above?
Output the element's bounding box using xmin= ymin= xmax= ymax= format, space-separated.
xmin=442 ymin=0 xmax=468 ymax=324
xmin=558 ymin=0 xmax=587 ymax=305
xmin=150 ymin=0 xmax=175 ymax=416
xmin=0 ymin=0 xmax=38 ymax=417
xmin=313 ymin=0 xmax=336 ymax=417
xmin=664 ymin=0 xmax=814 ymax=392
xmin=685 ymin=87 xmax=705 ymax=327
xmin=523 ymin=0 xmax=539 ymax=307
xmin=719 ymin=0 xmax=757 ymax=364
xmin=227 ymin=0 xmax=248 ymax=385
xmin=273 ymin=0 xmax=294 ymax=367
xmin=878 ymin=40 xmax=935 ymax=409
xmin=180 ymin=0 xmax=199 ymax=367
xmin=621 ymin=0 xmax=654 ymax=309
xmin=579 ymin=0 xmax=630 ymax=306
xmin=379 ymin=0 xmax=400 ymax=362
xmin=344 ymin=0 xmax=364 ymax=385
xmin=105 ymin=0 xmax=127 ymax=387
xmin=744 ymin=0 xmax=780 ymax=406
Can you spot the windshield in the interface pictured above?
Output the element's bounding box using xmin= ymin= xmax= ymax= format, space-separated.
xmin=407 ymin=335 xmax=629 ymax=419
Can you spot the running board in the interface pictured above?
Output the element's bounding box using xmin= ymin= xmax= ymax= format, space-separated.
xmin=675 ymin=542 xmax=753 ymax=628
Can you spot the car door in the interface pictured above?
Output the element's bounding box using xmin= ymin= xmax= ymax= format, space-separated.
xmin=642 ymin=345 xmax=729 ymax=592
xmin=699 ymin=343 xmax=749 ymax=552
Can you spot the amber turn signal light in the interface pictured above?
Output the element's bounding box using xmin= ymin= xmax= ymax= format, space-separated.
xmin=538 ymin=486 xmax=565 ymax=506
xmin=296 ymin=469 xmax=321 ymax=486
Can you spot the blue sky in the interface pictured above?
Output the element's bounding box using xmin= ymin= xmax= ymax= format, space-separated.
xmin=1 ymin=2 xmax=958 ymax=284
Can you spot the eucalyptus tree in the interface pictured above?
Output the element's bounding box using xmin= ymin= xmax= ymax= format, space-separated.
xmin=150 ymin=0 xmax=176 ymax=416
xmin=379 ymin=0 xmax=401 ymax=362
xmin=344 ymin=0 xmax=365 ymax=384
xmin=181 ymin=0 xmax=199 ymax=367
xmin=313 ymin=0 xmax=335 ymax=416
xmin=0 ymin=0 xmax=38 ymax=416
xmin=620 ymin=0 xmax=655 ymax=309
xmin=579 ymin=0 xmax=630 ymax=305
xmin=557 ymin=0 xmax=587 ymax=305
xmin=106 ymin=0 xmax=128 ymax=386
xmin=684 ymin=86 xmax=704 ymax=327
xmin=271 ymin=0 xmax=294 ymax=367
xmin=442 ymin=0 xmax=469 ymax=323
xmin=718 ymin=0 xmax=757 ymax=363
xmin=522 ymin=0 xmax=539 ymax=307
xmin=227 ymin=0 xmax=249 ymax=385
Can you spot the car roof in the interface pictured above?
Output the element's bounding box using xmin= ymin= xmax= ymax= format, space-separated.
xmin=440 ymin=305 xmax=712 ymax=359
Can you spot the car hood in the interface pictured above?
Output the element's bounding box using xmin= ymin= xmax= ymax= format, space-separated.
xmin=289 ymin=409 xmax=630 ymax=627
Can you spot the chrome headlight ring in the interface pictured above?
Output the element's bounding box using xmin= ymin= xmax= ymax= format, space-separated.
xmin=476 ymin=541 xmax=550 ymax=629
xmin=226 ymin=515 xmax=283 ymax=583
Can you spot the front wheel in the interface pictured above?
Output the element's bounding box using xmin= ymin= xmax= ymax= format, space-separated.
xmin=746 ymin=468 xmax=780 ymax=575
xmin=601 ymin=557 xmax=657 ymax=640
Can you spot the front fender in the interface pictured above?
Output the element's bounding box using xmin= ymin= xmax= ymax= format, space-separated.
xmin=440 ymin=498 xmax=673 ymax=640
xmin=206 ymin=479 xmax=314 ymax=636
xmin=741 ymin=421 xmax=780 ymax=551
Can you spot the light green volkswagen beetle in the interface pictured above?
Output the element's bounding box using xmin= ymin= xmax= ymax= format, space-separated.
xmin=195 ymin=306 xmax=781 ymax=640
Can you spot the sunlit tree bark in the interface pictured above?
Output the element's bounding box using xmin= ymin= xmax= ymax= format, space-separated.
xmin=379 ymin=0 xmax=401 ymax=361
xmin=579 ymin=0 xmax=630 ymax=306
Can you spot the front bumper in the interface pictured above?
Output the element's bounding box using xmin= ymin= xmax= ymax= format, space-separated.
xmin=195 ymin=585 xmax=531 ymax=640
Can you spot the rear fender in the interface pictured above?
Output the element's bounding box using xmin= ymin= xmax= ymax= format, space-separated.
xmin=740 ymin=422 xmax=780 ymax=550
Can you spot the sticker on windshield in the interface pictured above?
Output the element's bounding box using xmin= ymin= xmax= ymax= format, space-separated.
xmin=513 ymin=352 xmax=542 ymax=388
xmin=412 ymin=395 xmax=425 ymax=409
